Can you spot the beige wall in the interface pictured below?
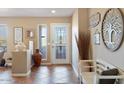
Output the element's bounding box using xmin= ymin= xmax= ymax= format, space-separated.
xmin=89 ymin=8 xmax=124 ymax=70
xmin=72 ymin=8 xmax=89 ymax=76
xmin=0 ymin=17 xmax=71 ymax=62
xmin=78 ymin=8 xmax=89 ymax=33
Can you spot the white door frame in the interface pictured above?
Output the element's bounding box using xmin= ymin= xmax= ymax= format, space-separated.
xmin=50 ymin=23 xmax=71 ymax=64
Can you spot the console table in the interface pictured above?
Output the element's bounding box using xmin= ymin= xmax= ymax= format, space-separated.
xmin=12 ymin=50 xmax=31 ymax=76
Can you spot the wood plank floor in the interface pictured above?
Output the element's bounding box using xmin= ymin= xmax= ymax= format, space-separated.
xmin=0 ymin=65 xmax=80 ymax=84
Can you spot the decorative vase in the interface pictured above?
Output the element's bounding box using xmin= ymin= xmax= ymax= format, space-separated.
xmin=15 ymin=42 xmax=26 ymax=51
xmin=32 ymin=49 xmax=42 ymax=67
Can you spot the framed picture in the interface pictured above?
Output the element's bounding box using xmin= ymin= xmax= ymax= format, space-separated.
xmin=14 ymin=27 xmax=23 ymax=43
xmin=94 ymin=32 xmax=100 ymax=45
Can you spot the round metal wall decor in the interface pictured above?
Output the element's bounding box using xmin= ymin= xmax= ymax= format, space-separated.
xmin=89 ymin=12 xmax=101 ymax=28
xmin=102 ymin=8 xmax=124 ymax=51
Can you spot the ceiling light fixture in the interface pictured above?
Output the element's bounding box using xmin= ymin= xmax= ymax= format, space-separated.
xmin=51 ymin=10 xmax=56 ymax=14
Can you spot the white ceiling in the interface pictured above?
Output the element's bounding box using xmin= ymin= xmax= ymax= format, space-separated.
xmin=0 ymin=8 xmax=75 ymax=17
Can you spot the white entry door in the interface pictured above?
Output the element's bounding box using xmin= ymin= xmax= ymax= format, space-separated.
xmin=51 ymin=23 xmax=70 ymax=64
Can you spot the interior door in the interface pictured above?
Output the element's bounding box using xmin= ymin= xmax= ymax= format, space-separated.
xmin=51 ymin=23 xmax=70 ymax=64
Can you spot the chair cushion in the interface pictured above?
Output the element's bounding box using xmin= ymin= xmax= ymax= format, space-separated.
xmin=99 ymin=68 xmax=119 ymax=84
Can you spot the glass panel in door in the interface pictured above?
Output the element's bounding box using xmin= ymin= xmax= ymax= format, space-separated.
xmin=39 ymin=25 xmax=47 ymax=61
xmin=0 ymin=25 xmax=8 ymax=52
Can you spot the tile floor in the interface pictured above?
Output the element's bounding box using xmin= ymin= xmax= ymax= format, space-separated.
xmin=0 ymin=65 xmax=80 ymax=84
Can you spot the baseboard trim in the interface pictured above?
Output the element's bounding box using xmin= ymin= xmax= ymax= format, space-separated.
xmin=72 ymin=64 xmax=78 ymax=77
xmin=12 ymin=70 xmax=31 ymax=77
xmin=41 ymin=63 xmax=52 ymax=65
xmin=41 ymin=62 xmax=71 ymax=65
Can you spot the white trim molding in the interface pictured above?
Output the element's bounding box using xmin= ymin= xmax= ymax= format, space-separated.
xmin=72 ymin=64 xmax=79 ymax=77
xmin=12 ymin=70 xmax=31 ymax=77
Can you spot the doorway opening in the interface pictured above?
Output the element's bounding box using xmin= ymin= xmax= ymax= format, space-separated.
xmin=38 ymin=23 xmax=71 ymax=64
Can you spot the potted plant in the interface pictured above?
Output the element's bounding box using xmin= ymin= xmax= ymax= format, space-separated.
xmin=75 ymin=31 xmax=92 ymax=71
